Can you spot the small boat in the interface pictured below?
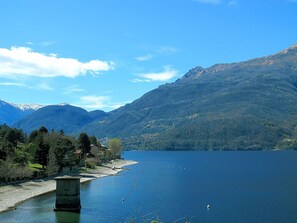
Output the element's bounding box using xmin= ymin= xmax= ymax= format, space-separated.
xmin=207 ymin=204 xmax=211 ymax=209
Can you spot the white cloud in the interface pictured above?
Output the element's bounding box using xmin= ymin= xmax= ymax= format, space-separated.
xmin=78 ymin=95 xmax=126 ymax=111
xmin=194 ymin=0 xmax=222 ymax=4
xmin=0 ymin=46 xmax=114 ymax=78
xmin=63 ymin=85 xmax=84 ymax=95
xmin=132 ymin=66 xmax=178 ymax=82
xmin=36 ymin=82 xmax=55 ymax=91
xmin=0 ymin=82 xmax=25 ymax=87
xmin=0 ymin=80 xmax=54 ymax=91
xmin=79 ymin=95 xmax=110 ymax=109
xmin=135 ymin=54 xmax=153 ymax=61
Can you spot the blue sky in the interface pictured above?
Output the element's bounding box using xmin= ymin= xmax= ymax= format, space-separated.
xmin=0 ymin=0 xmax=296 ymax=111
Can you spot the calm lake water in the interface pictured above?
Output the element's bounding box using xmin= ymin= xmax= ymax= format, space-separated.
xmin=1 ymin=151 xmax=297 ymax=223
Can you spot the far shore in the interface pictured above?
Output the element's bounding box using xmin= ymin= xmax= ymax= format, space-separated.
xmin=0 ymin=159 xmax=138 ymax=213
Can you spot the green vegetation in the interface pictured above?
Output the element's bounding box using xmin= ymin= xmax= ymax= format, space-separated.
xmin=108 ymin=138 xmax=123 ymax=159
xmin=5 ymin=47 xmax=297 ymax=151
xmin=81 ymin=45 xmax=297 ymax=151
xmin=0 ymin=124 xmax=123 ymax=184
xmin=13 ymin=104 xmax=108 ymax=134
xmin=28 ymin=162 xmax=43 ymax=170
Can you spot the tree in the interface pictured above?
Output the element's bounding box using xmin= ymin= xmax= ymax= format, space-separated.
xmin=28 ymin=130 xmax=39 ymax=143
xmin=37 ymin=136 xmax=50 ymax=169
xmin=0 ymin=128 xmax=22 ymax=160
xmin=90 ymin=136 xmax=100 ymax=147
xmin=108 ymin=138 xmax=123 ymax=159
xmin=4 ymin=129 xmax=18 ymax=148
xmin=39 ymin=126 xmax=48 ymax=134
xmin=78 ymin=133 xmax=91 ymax=155
xmin=54 ymin=137 xmax=76 ymax=168
xmin=47 ymin=146 xmax=59 ymax=176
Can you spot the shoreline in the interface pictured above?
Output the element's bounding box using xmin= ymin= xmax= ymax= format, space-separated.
xmin=0 ymin=159 xmax=138 ymax=213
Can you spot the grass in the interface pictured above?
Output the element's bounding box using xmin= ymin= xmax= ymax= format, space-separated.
xmin=28 ymin=162 xmax=43 ymax=171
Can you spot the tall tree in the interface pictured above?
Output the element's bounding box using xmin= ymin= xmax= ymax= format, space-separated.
xmin=78 ymin=132 xmax=91 ymax=155
xmin=0 ymin=128 xmax=22 ymax=160
xmin=28 ymin=130 xmax=39 ymax=143
xmin=53 ymin=137 xmax=76 ymax=169
xmin=108 ymin=138 xmax=123 ymax=159
xmin=37 ymin=135 xmax=50 ymax=169
xmin=47 ymin=147 xmax=59 ymax=176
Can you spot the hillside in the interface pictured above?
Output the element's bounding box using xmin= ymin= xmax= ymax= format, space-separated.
xmin=13 ymin=104 xmax=108 ymax=134
xmin=0 ymin=100 xmax=41 ymax=125
xmin=81 ymin=44 xmax=297 ymax=150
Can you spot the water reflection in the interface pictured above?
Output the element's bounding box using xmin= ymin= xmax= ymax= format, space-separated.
xmin=55 ymin=211 xmax=80 ymax=223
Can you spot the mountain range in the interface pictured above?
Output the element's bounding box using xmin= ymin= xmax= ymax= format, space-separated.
xmin=0 ymin=100 xmax=42 ymax=125
xmin=2 ymin=44 xmax=297 ymax=150
xmin=13 ymin=104 xmax=108 ymax=134
xmin=81 ymin=44 xmax=297 ymax=150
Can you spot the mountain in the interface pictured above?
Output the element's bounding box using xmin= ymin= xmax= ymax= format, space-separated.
xmin=80 ymin=44 xmax=297 ymax=150
xmin=0 ymin=100 xmax=41 ymax=125
xmin=13 ymin=104 xmax=109 ymax=134
xmin=11 ymin=103 xmax=43 ymax=115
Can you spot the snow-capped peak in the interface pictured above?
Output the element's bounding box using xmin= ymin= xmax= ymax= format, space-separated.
xmin=0 ymin=100 xmax=9 ymax=106
xmin=58 ymin=103 xmax=69 ymax=106
xmin=11 ymin=103 xmax=43 ymax=111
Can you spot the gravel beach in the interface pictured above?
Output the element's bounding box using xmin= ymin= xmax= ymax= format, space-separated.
xmin=0 ymin=160 xmax=137 ymax=213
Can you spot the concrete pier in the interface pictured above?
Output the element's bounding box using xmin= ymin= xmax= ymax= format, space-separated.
xmin=54 ymin=176 xmax=81 ymax=212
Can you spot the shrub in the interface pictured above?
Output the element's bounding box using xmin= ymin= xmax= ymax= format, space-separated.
xmin=85 ymin=158 xmax=97 ymax=169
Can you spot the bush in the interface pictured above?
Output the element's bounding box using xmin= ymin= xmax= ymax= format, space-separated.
xmin=85 ymin=158 xmax=97 ymax=169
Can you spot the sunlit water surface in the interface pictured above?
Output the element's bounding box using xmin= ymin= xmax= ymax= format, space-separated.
xmin=1 ymin=151 xmax=297 ymax=223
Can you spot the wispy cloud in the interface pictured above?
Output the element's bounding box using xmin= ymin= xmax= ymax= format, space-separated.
xmin=63 ymin=85 xmax=84 ymax=95
xmin=135 ymin=54 xmax=153 ymax=61
xmin=77 ymin=95 xmax=126 ymax=110
xmin=0 ymin=80 xmax=54 ymax=91
xmin=132 ymin=65 xmax=178 ymax=82
xmin=79 ymin=95 xmax=110 ymax=109
xmin=194 ymin=0 xmax=222 ymax=5
xmin=155 ymin=46 xmax=179 ymax=55
xmin=0 ymin=46 xmax=114 ymax=79
xmin=0 ymin=82 xmax=25 ymax=87
xmin=40 ymin=41 xmax=56 ymax=47
xmin=36 ymin=82 xmax=55 ymax=91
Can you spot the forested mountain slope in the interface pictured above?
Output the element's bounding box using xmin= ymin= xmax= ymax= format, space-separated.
xmin=14 ymin=104 xmax=108 ymax=134
xmin=81 ymin=44 xmax=297 ymax=150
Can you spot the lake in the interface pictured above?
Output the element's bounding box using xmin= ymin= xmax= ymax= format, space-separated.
xmin=1 ymin=151 xmax=297 ymax=223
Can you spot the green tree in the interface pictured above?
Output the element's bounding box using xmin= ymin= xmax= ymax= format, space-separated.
xmin=4 ymin=129 xmax=18 ymax=148
xmin=108 ymin=138 xmax=123 ymax=159
xmin=47 ymin=146 xmax=59 ymax=176
xmin=0 ymin=128 xmax=25 ymax=160
xmin=36 ymin=135 xmax=50 ymax=169
xmin=89 ymin=135 xmax=100 ymax=147
xmin=78 ymin=132 xmax=91 ymax=155
xmin=38 ymin=126 xmax=48 ymax=134
xmin=28 ymin=130 xmax=39 ymax=143
xmin=25 ymin=142 xmax=39 ymax=163
xmin=54 ymin=137 xmax=76 ymax=168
